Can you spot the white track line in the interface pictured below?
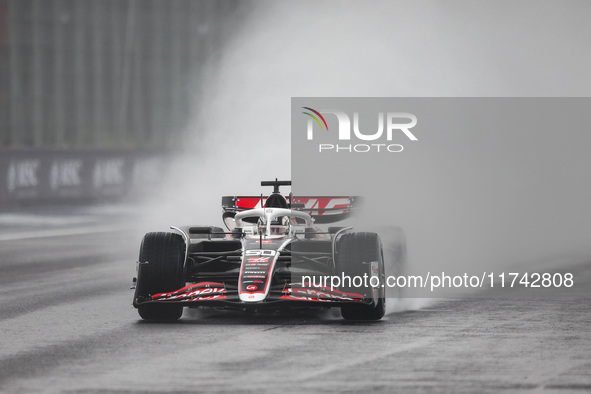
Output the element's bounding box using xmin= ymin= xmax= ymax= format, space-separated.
xmin=0 ymin=225 xmax=129 ymax=242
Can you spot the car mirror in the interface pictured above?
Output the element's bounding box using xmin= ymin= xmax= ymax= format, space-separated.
xmin=222 ymin=212 xmax=236 ymax=231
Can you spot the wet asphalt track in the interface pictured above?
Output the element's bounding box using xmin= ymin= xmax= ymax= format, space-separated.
xmin=1 ymin=208 xmax=590 ymax=393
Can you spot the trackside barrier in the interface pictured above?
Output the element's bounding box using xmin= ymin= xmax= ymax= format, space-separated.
xmin=0 ymin=149 xmax=168 ymax=207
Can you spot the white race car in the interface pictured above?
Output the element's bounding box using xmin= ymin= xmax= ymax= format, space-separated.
xmin=132 ymin=179 xmax=405 ymax=321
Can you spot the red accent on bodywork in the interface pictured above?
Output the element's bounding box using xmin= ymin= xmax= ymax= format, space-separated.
xmin=234 ymin=197 xmax=265 ymax=210
xmin=282 ymin=284 xmax=364 ymax=302
xmin=228 ymin=196 xmax=353 ymax=216
xmin=152 ymin=282 xmax=227 ymax=301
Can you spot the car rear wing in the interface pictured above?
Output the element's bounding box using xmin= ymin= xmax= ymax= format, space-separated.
xmin=221 ymin=196 xmax=361 ymax=223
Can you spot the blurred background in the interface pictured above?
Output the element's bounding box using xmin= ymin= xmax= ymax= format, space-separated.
xmin=0 ymin=0 xmax=236 ymax=151
xmin=0 ymin=0 xmax=242 ymax=215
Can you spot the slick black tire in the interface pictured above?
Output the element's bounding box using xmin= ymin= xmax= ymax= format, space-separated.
xmin=136 ymin=232 xmax=185 ymax=321
xmin=336 ymin=232 xmax=386 ymax=321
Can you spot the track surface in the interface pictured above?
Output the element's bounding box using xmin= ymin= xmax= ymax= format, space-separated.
xmin=1 ymin=207 xmax=590 ymax=393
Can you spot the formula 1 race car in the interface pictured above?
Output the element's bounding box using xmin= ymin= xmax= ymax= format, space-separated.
xmin=132 ymin=179 xmax=403 ymax=321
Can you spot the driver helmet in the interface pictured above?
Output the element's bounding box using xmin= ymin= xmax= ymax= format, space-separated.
xmin=269 ymin=216 xmax=290 ymax=235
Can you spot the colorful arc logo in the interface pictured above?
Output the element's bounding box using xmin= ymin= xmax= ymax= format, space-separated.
xmin=302 ymin=107 xmax=329 ymax=131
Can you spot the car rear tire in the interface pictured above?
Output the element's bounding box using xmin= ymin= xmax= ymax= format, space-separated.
xmin=136 ymin=232 xmax=185 ymax=321
xmin=336 ymin=232 xmax=386 ymax=321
